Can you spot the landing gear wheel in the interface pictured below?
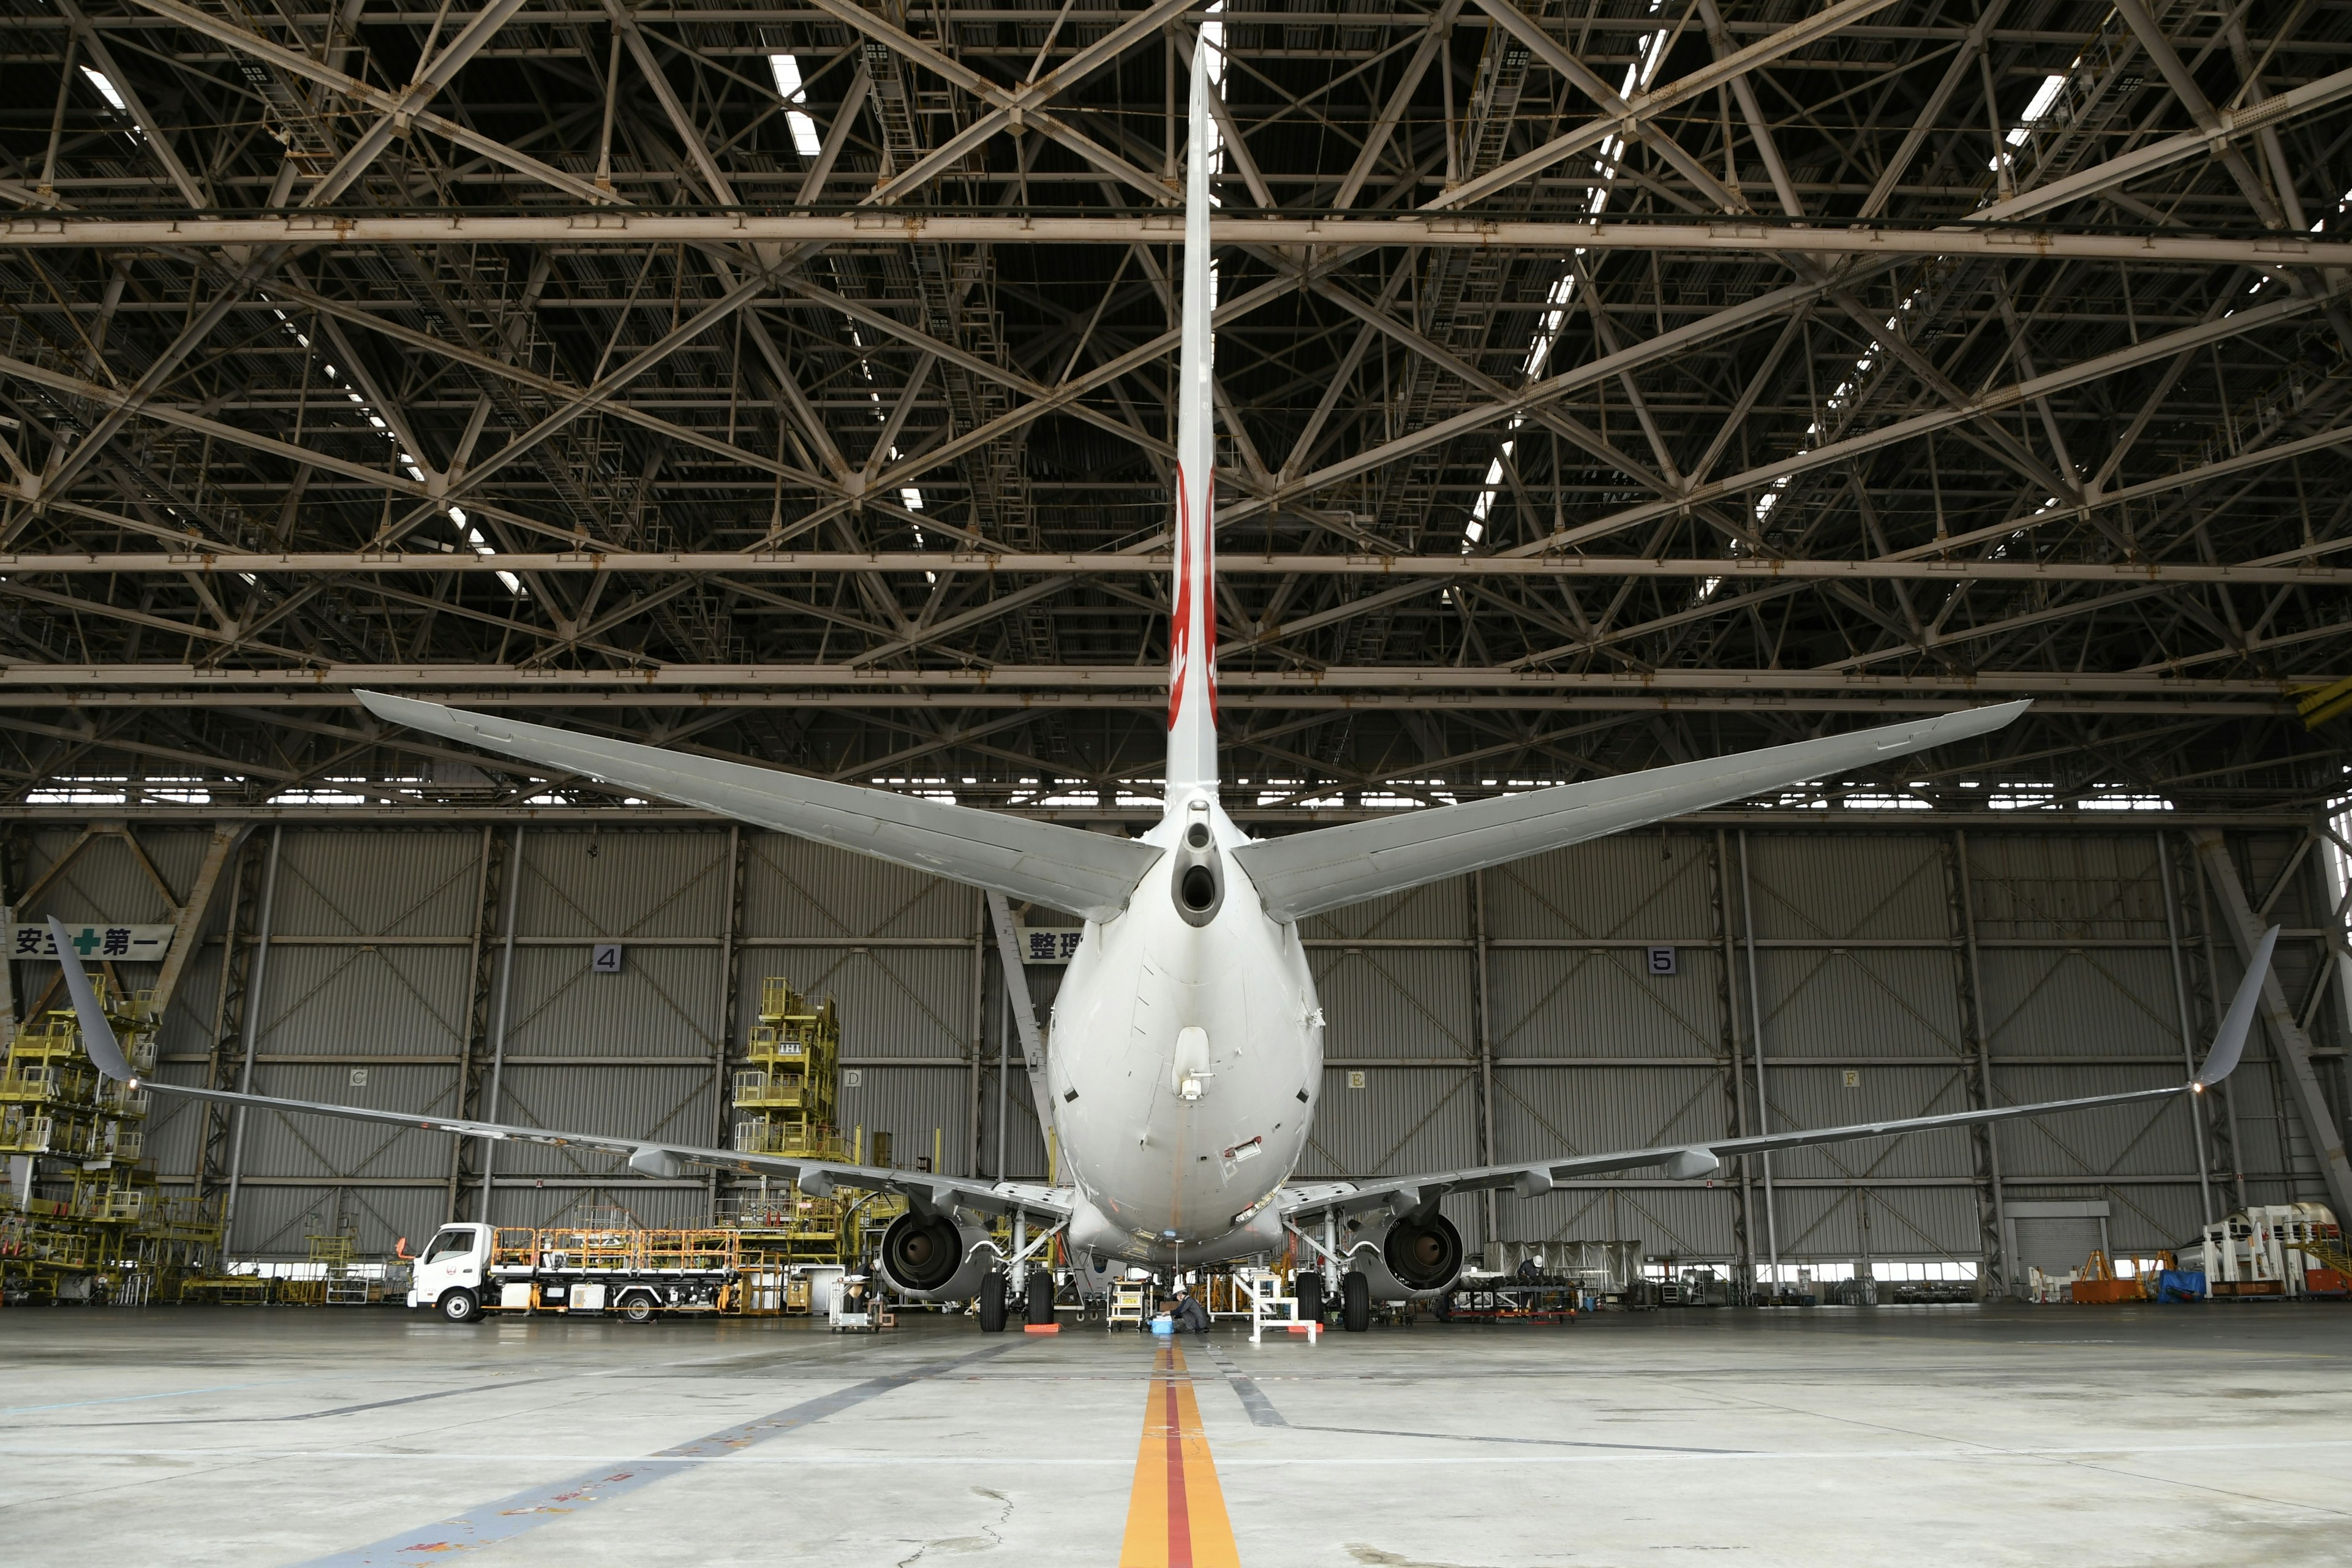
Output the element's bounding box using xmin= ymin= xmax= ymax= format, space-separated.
xmin=1025 ymin=1269 xmax=1055 ymax=1326
xmin=439 ymin=1287 xmax=479 ymax=1323
xmin=1341 ymin=1270 xmax=1371 ymax=1333
xmin=978 ymin=1271 xmax=1008 ymax=1332
xmin=1294 ymin=1272 xmax=1325 ymax=1325
xmin=622 ymin=1294 xmax=655 ymax=1323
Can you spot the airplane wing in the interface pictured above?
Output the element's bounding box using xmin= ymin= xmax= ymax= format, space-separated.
xmin=1280 ymin=922 xmax=2274 ymax=1224
xmin=355 ymin=690 xmax=1161 ymax=921
xmin=1232 ymin=701 xmax=2029 ymax=922
xmin=46 ymin=923 xmax=1065 ymax=1219
xmin=139 ymin=1079 xmax=1072 ymax=1221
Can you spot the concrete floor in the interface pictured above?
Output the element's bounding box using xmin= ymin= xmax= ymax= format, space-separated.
xmin=2 ymin=1303 xmax=2348 ymax=1566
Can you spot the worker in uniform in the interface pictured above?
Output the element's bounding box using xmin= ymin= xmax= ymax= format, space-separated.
xmin=1170 ymin=1284 xmax=1210 ymax=1336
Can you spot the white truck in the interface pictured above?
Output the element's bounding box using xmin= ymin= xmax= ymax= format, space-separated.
xmin=407 ymin=1221 xmax=746 ymax=1322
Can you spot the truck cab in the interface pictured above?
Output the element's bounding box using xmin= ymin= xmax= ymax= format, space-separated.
xmin=409 ymin=1223 xmax=492 ymax=1321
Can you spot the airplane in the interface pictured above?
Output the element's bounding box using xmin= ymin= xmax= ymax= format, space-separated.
xmin=42 ymin=40 xmax=2278 ymax=1333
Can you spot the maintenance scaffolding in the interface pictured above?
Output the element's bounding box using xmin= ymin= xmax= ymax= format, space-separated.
xmin=0 ymin=970 xmax=224 ymax=1304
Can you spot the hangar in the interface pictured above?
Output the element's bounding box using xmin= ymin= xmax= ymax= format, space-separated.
xmin=3 ymin=0 xmax=2350 ymax=1561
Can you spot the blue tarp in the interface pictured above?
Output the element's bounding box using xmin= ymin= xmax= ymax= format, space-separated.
xmin=2153 ymin=1270 xmax=2207 ymax=1302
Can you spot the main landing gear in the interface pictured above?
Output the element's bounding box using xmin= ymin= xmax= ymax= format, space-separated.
xmin=1025 ymin=1269 xmax=1055 ymax=1326
xmin=978 ymin=1271 xmax=1008 ymax=1332
xmin=1340 ymin=1270 xmax=1371 ymax=1333
xmin=1294 ymin=1271 xmax=1325 ymax=1325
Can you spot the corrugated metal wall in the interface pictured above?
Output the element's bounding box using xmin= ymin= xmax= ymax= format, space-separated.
xmin=6 ymin=820 xmax=2343 ymax=1267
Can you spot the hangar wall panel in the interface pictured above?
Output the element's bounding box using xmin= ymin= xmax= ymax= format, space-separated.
xmin=18 ymin=820 xmax=2338 ymax=1269
xmin=1490 ymin=948 xmax=1725 ymax=1061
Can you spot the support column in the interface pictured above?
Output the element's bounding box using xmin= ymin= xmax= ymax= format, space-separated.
xmin=2158 ymin=832 xmax=2217 ymax=1224
xmin=2190 ymin=848 xmax=2251 ymax=1210
xmin=967 ymin=886 xmax=987 ymax=1178
xmin=1710 ymin=830 xmax=1755 ymax=1296
xmin=1471 ymin=869 xmax=1498 ymax=1253
xmin=2192 ymin=831 xmax=2352 ymax=1219
xmin=477 ymin=826 xmax=525 ymax=1224
xmin=1736 ymin=831 xmax=1779 ymax=1284
xmin=148 ymin=825 xmax=245 ymax=1019
xmin=710 ymin=824 xmax=745 ymax=1221
xmin=194 ymin=835 xmax=252 ymax=1197
xmin=220 ymin=825 xmax=284 ymax=1253
xmin=447 ymin=826 xmax=497 ymax=1223
xmin=0 ymin=843 xmax=17 ymax=1050
xmin=1947 ymin=830 xmax=2012 ymax=1297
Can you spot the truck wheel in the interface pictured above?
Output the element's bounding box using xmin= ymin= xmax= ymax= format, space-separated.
xmin=977 ymin=1271 xmax=1007 ymax=1332
xmin=439 ymin=1288 xmax=480 ymax=1324
xmin=1294 ymin=1272 xmax=1324 ymax=1324
xmin=1025 ymin=1269 xmax=1055 ymax=1326
xmin=622 ymin=1294 xmax=655 ymax=1323
xmin=1341 ymin=1270 xmax=1371 ymax=1332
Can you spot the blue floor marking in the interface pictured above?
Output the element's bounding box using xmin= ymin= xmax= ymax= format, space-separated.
xmin=294 ymin=1341 xmax=1018 ymax=1567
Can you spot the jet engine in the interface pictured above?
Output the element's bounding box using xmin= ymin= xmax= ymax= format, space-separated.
xmin=874 ymin=1210 xmax=1001 ymax=1300
xmin=1343 ymin=1210 xmax=1466 ymax=1301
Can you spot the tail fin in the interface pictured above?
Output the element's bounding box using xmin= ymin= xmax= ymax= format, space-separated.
xmin=1166 ymin=34 xmax=1219 ymax=796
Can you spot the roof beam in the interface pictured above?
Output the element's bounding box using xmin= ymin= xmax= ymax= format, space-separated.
xmin=11 ymin=214 xmax=2350 ymax=269
xmin=7 ymin=549 xmax=2343 ymax=587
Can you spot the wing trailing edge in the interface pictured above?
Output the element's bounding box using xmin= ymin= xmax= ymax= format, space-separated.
xmin=110 ymin=1079 xmax=1071 ymax=1221
xmin=356 ymin=691 xmax=1160 ymax=920
xmin=1233 ymin=701 xmax=2030 ymax=921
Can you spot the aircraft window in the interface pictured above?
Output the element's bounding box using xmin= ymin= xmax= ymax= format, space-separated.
xmin=421 ymin=1229 xmax=473 ymax=1264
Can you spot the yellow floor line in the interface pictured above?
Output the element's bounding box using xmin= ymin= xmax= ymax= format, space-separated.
xmin=1117 ymin=1340 xmax=1241 ymax=1568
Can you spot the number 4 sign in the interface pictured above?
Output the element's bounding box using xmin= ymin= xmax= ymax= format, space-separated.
xmin=592 ymin=943 xmax=624 ymax=975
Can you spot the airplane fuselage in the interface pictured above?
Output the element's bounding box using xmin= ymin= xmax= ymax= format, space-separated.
xmin=1046 ymin=793 xmax=1322 ymax=1265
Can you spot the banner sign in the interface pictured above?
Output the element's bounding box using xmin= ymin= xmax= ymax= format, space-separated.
xmin=10 ymin=923 xmax=175 ymax=960
xmin=1017 ymin=927 xmax=1085 ymax=965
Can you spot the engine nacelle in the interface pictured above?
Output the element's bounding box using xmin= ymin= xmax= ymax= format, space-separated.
xmin=874 ymin=1211 xmax=1001 ymax=1300
xmin=1341 ymin=1211 xmax=1466 ymax=1302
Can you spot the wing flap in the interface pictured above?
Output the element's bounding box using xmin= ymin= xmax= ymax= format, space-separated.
xmin=358 ymin=691 xmax=1159 ymax=919
xmin=1234 ymin=701 xmax=2029 ymax=921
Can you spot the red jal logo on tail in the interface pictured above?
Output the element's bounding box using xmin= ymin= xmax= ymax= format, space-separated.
xmin=1167 ymin=469 xmax=1218 ymax=730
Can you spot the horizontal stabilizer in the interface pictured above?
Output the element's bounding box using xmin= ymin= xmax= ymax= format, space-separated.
xmin=1233 ymin=701 xmax=2028 ymax=921
xmin=358 ymin=691 xmax=1159 ymax=920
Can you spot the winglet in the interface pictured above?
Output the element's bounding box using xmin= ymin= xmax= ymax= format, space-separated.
xmin=47 ymin=918 xmax=134 ymax=1082
xmin=2195 ymin=924 xmax=2277 ymax=1090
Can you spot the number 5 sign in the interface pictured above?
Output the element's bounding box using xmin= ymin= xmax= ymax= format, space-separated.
xmin=1646 ymin=946 xmax=1678 ymax=976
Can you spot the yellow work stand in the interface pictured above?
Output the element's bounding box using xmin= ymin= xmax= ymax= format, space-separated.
xmin=1108 ymin=1281 xmax=1148 ymax=1331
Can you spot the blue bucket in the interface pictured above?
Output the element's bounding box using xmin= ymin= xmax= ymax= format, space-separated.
xmin=1150 ymin=1315 xmax=1174 ymax=1335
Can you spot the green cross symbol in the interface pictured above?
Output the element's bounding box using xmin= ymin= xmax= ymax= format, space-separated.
xmin=69 ymin=928 xmax=100 ymax=956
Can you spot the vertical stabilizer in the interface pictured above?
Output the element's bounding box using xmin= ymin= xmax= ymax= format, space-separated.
xmin=1166 ymin=34 xmax=1219 ymax=796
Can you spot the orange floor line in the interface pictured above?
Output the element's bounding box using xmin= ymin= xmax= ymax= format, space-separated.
xmin=1117 ymin=1340 xmax=1241 ymax=1568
